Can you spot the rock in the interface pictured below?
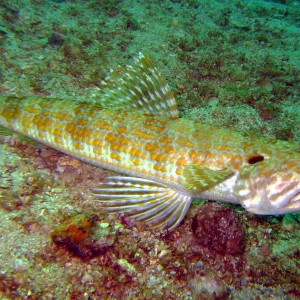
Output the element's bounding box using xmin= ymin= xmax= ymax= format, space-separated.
xmin=192 ymin=203 xmax=245 ymax=255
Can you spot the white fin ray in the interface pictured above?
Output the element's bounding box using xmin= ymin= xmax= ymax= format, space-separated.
xmin=162 ymin=195 xmax=191 ymax=230
xmin=94 ymin=194 xmax=168 ymax=212
xmin=133 ymin=193 xmax=178 ymax=220
xmin=92 ymin=53 xmax=179 ymax=117
xmin=92 ymin=176 xmax=192 ymax=231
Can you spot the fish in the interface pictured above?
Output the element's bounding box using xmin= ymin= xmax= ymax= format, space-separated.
xmin=0 ymin=53 xmax=299 ymax=230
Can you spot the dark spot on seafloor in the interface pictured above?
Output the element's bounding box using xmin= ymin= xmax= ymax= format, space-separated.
xmin=0 ymin=68 xmax=3 ymax=82
xmin=248 ymin=155 xmax=264 ymax=164
xmin=51 ymin=0 xmax=67 ymax=3
xmin=48 ymin=33 xmax=64 ymax=46
xmin=125 ymin=19 xmax=139 ymax=31
xmin=2 ymin=7 xmax=19 ymax=23
xmin=192 ymin=203 xmax=245 ymax=256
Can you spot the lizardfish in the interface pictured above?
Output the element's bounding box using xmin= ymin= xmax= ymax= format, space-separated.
xmin=0 ymin=53 xmax=299 ymax=230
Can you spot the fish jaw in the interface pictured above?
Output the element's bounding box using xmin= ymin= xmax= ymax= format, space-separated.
xmin=235 ymin=157 xmax=300 ymax=215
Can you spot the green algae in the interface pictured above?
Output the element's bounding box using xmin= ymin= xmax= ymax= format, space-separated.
xmin=116 ymin=258 xmax=137 ymax=274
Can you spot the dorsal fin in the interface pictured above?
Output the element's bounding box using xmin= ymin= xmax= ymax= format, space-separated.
xmin=91 ymin=53 xmax=179 ymax=117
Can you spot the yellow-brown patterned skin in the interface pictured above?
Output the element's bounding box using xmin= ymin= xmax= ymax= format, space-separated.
xmin=0 ymin=95 xmax=297 ymax=193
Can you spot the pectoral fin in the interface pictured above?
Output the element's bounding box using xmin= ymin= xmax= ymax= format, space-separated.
xmin=92 ymin=176 xmax=192 ymax=231
xmin=183 ymin=164 xmax=233 ymax=191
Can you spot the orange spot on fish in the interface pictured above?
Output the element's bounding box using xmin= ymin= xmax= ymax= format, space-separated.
xmin=132 ymin=128 xmax=156 ymax=139
xmin=65 ymin=123 xmax=76 ymax=134
xmin=51 ymin=125 xmax=66 ymax=137
xmin=92 ymin=139 xmax=105 ymax=147
xmin=132 ymin=158 xmax=143 ymax=166
xmin=105 ymin=133 xmax=117 ymax=143
xmin=177 ymin=137 xmax=194 ymax=148
xmin=52 ymin=112 xmax=73 ymax=121
xmin=154 ymin=164 xmax=167 ymax=172
xmin=38 ymin=131 xmax=46 ymax=139
xmin=111 ymin=152 xmax=122 ymax=161
xmin=35 ymin=117 xmax=53 ymax=131
xmin=151 ymin=153 xmax=168 ymax=162
xmin=118 ymin=126 xmax=127 ymax=134
xmin=119 ymin=137 xmax=131 ymax=146
xmin=93 ymin=132 xmax=106 ymax=140
xmin=21 ymin=119 xmax=33 ymax=128
xmin=24 ymin=105 xmax=40 ymax=114
xmin=164 ymin=145 xmax=175 ymax=154
xmin=38 ymin=100 xmax=56 ymax=109
xmin=113 ymin=116 xmax=125 ymax=122
xmin=189 ymin=150 xmax=198 ymax=158
xmin=176 ymin=168 xmax=183 ymax=175
xmin=22 ymin=127 xmax=30 ymax=134
xmin=73 ymin=141 xmax=84 ymax=150
xmin=145 ymin=143 xmax=160 ymax=153
xmin=135 ymin=149 xmax=147 ymax=158
xmin=81 ymin=128 xmax=92 ymax=137
xmin=1 ymin=105 xmax=21 ymax=122
xmin=40 ymin=111 xmax=51 ymax=118
xmin=93 ymin=148 xmax=103 ymax=155
xmin=111 ymin=143 xmax=123 ymax=152
xmin=159 ymin=136 xmax=172 ymax=144
xmin=177 ymin=157 xmax=188 ymax=166
xmin=144 ymin=124 xmax=166 ymax=132
xmin=54 ymin=136 xmax=63 ymax=144
xmin=93 ymin=120 xmax=114 ymax=131
xmin=76 ymin=118 xmax=88 ymax=126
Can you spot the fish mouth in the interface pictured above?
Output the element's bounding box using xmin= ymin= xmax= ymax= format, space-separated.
xmin=286 ymin=191 xmax=300 ymax=210
xmin=290 ymin=192 xmax=300 ymax=203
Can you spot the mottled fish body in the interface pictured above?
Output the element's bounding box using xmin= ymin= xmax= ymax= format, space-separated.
xmin=0 ymin=54 xmax=299 ymax=230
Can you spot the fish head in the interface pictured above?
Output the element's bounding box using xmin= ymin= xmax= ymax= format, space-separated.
xmin=235 ymin=157 xmax=300 ymax=215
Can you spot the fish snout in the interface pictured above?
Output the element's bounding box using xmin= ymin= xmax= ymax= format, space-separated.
xmin=236 ymin=159 xmax=300 ymax=215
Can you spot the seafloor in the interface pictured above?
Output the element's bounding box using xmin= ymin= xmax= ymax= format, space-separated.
xmin=0 ymin=0 xmax=299 ymax=299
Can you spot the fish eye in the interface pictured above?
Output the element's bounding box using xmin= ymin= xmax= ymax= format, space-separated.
xmin=248 ymin=155 xmax=265 ymax=164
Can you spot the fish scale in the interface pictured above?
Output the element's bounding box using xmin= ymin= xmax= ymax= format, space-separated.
xmin=0 ymin=53 xmax=299 ymax=230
